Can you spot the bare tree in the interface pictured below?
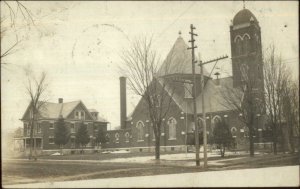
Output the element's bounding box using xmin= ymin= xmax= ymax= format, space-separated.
xmin=1 ymin=1 xmax=35 ymax=64
xmin=24 ymin=69 xmax=49 ymax=160
xmin=220 ymin=62 xmax=263 ymax=157
xmin=281 ymin=79 xmax=299 ymax=153
xmin=263 ymin=45 xmax=292 ymax=154
xmin=1 ymin=1 xmax=72 ymax=67
xmin=120 ymin=37 xmax=178 ymax=160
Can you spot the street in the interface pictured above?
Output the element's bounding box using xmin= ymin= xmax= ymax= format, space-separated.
xmin=4 ymin=165 xmax=299 ymax=188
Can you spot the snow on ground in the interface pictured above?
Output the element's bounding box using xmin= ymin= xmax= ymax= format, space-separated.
xmin=99 ymin=152 xmax=247 ymax=166
xmin=109 ymin=150 xmax=130 ymax=154
xmin=5 ymin=166 xmax=299 ymax=188
xmin=50 ymin=152 xmax=62 ymax=156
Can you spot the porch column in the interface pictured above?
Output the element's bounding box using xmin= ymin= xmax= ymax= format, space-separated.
xmin=24 ymin=138 xmax=26 ymax=151
xmin=41 ymin=138 xmax=43 ymax=149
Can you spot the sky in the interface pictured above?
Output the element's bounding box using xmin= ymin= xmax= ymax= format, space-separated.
xmin=1 ymin=1 xmax=299 ymax=137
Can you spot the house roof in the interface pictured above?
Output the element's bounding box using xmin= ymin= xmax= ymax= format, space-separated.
xmin=157 ymin=36 xmax=210 ymax=77
xmin=22 ymin=100 xmax=107 ymax=122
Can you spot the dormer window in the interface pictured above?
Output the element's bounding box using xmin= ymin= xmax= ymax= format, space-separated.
xmin=75 ymin=111 xmax=85 ymax=120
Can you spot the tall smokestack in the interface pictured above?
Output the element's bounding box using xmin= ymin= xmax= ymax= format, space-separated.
xmin=120 ymin=76 xmax=127 ymax=129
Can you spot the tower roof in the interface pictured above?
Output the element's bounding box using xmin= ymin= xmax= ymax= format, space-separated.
xmin=233 ymin=9 xmax=258 ymax=25
xmin=157 ymin=36 xmax=209 ymax=77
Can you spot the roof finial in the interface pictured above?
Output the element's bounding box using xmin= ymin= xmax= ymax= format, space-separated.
xmin=178 ymin=31 xmax=182 ymax=36
xmin=243 ymin=0 xmax=246 ymax=9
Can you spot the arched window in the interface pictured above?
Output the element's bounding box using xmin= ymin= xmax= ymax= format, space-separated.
xmin=231 ymin=127 xmax=237 ymax=137
xmin=115 ymin=133 xmax=120 ymax=143
xmin=243 ymin=34 xmax=250 ymax=54
xmin=211 ymin=115 xmax=222 ymax=132
xmin=168 ymin=117 xmax=177 ymax=140
xmin=136 ymin=121 xmax=144 ymax=141
xmin=234 ymin=35 xmax=243 ymax=55
xmin=124 ymin=132 xmax=130 ymax=142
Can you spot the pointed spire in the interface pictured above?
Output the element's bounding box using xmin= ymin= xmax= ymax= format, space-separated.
xmin=243 ymin=0 xmax=246 ymax=9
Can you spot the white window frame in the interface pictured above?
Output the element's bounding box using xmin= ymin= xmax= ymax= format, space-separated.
xmin=37 ymin=123 xmax=42 ymax=133
xmin=168 ymin=117 xmax=177 ymax=140
xmin=136 ymin=121 xmax=145 ymax=142
xmin=49 ymin=123 xmax=54 ymax=129
xmin=49 ymin=136 xmax=54 ymax=144
xmin=81 ymin=111 xmax=85 ymax=120
xmin=231 ymin=127 xmax=237 ymax=137
xmin=75 ymin=111 xmax=85 ymax=120
xmin=27 ymin=124 xmax=31 ymax=135
xmin=115 ymin=133 xmax=120 ymax=143
xmin=125 ymin=132 xmax=130 ymax=142
xmin=70 ymin=123 xmax=75 ymax=133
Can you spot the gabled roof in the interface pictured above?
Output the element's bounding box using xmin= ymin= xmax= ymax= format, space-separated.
xmin=157 ymin=36 xmax=210 ymax=77
xmin=193 ymin=77 xmax=237 ymax=114
xmin=22 ymin=100 xmax=107 ymax=122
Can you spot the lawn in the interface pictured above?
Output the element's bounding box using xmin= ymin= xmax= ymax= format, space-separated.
xmin=2 ymin=152 xmax=298 ymax=186
xmin=2 ymin=160 xmax=200 ymax=185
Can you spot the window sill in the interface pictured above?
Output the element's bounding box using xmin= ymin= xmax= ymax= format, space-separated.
xmin=137 ymin=140 xmax=144 ymax=142
xmin=168 ymin=138 xmax=177 ymax=141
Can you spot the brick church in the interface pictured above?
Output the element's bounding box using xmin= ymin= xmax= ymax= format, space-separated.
xmin=104 ymin=8 xmax=267 ymax=152
xmin=18 ymin=8 xmax=268 ymax=154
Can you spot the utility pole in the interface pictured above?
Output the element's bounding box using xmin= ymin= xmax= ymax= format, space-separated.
xmin=187 ymin=24 xmax=200 ymax=166
xmin=198 ymin=55 xmax=228 ymax=168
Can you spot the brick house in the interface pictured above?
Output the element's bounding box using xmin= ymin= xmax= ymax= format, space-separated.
xmin=20 ymin=98 xmax=108 ymax=154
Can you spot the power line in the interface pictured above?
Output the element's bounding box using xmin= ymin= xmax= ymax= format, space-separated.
xmin=154 ymin=2 xmax=196 ymax=43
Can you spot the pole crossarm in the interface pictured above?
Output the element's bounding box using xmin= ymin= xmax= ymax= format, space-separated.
xmin=199 ymin=55 xmax=228 ymax=66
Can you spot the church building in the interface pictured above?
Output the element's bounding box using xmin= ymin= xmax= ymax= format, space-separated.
xmin=104 ymin=8 xmax=267 ymax=152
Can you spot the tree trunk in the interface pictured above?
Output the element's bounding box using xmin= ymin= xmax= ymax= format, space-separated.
xmin=273 ymin=126 xmax=278 ymax=155
xmin=34 ymin=138 xmax=37 ymax=160
xmin=221 ymin=145 xmax=225 ymax=158
xmin=29 ymin=138 xmax=32 ymax=160
xmin=249 ymin=125 xmax=255 ymax=157
xmin=155 ymin=136 xmax=160 ymax=160
xmin=288 ymin=124 xmax=295 ymax=153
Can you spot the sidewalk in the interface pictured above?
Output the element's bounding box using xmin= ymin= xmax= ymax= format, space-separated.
xmin=4 ymin=165 xmax=299 ymax=188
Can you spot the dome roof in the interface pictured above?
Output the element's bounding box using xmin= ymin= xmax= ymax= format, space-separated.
xmin=233 ymin=9 xmax=258 ymax=25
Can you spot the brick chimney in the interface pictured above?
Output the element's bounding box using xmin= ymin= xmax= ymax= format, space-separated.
xmin=58 ymin=98 xmax=63 ymax=103
xmin=120 ymin=77 xmax=127 ymax=129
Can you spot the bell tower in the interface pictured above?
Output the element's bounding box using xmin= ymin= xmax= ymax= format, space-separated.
xmin=230 ymin=8 xmax=264 ymax=89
